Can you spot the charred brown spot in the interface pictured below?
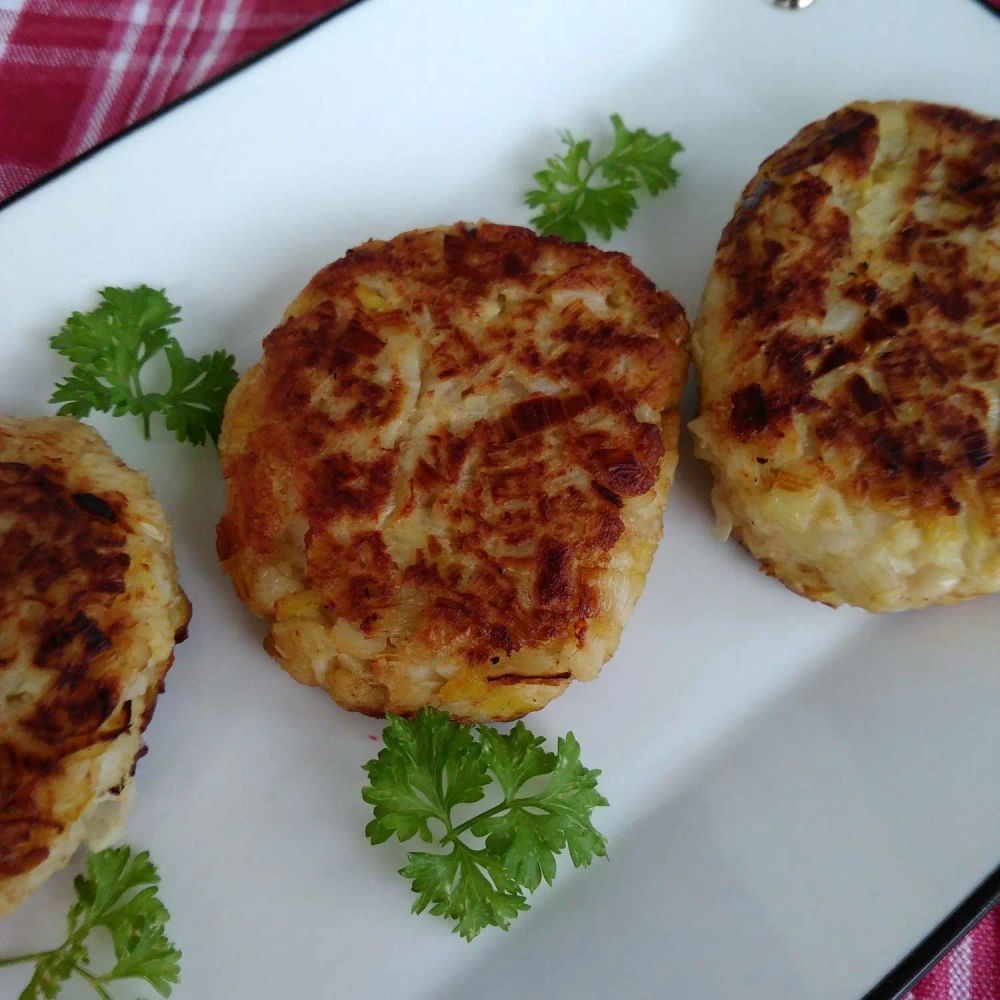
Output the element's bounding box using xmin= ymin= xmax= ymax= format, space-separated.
xmin=889 ymin=218 xmax=927 ymax=264
xmin=443 ymin=228 xmax=540 ymax=284
xmin=537 ymin=538 xmax=573 ymax=606
xmin=729 ymin=384 xmax=769 ymax=440
xmin=938 ymin=288 xmax=971 ymax=322
xmin=915 ymin=102 xmax=990 ymax=134
xmin=884 ymin=305 xmax=909 ymax=327
xmin=35 ymin=611 xmax=112 ymax=670
xmin=591 ymin=480 xmax=624 ymax=508
xmin=742 ymin=178 xmax=778 ymax=213
xmin=22 ymin=678 xmax=124 ymax=746
xmin=859 ymin=315 xmax=894 ymax=344
xmin=72 ymin=491 xmax=118 ymax=522
xmin=766 ymin=332 xmax=823 ymax=384
xmin=130 ymin=743 xmax=150 ymax=776
xmin=946 ymin=159 xmax=1000 ymax=227
xmin=872 ymin=431 xmax=904 ymax=472
xmin=843 ymin=277 xmax=882 ymax=307
xmin=847 ymin=375 xmax=883 ymax=415
xmin=507 ymin=394 xmax=589 ymax=439
xmin=720 ymin=179 xmax=779 ymax=244
xmin=591 ymin=510 xmax=626 ymax=550
xmin=0 ymin=842 xmax=52 ymax=879
xmin=502 ymin=253 xmax=528 ymax=277
xmin=816 ymin=343 xmax=857 ymax=376
xmin=306 ymin=452 xmax=394 ymax=522
xmin=487 ymin=463 xmax=542 ymax=502
xmin=728 ymin=207 xmax=849 ymax=326
xmin=590 ymin=448 xmax=656 ymax=497
xmin=310 ymin=530 xmax=399 ymax=620
xmin=339 ymin=319 xmax=385 ymax=358
xmin=773 ymin=107 xmax=878 ymax=178
xmin=487 ymin=672 xmax=571 ymax=686
xmin=1 ymin=458 xmax=132 ymax=682
xmin=788 ymin=175 xmax=832 ymax=223
xmin=963 ymin=429 xmax=992 ymax=470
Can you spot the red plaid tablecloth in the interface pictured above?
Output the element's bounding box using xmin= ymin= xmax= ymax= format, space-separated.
xmin=0 ymin=3 xmax=997 ymax=998
xmin=0 ymin=0 xmax=347 ymax=197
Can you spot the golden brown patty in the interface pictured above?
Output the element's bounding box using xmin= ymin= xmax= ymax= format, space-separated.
xmin=218 ymin=222 xmax=689 ymax=720
xmin=0 ymin=416 xmax=189 ymax=918
xmin=691 ymin=101 xmax=1000 ymax=611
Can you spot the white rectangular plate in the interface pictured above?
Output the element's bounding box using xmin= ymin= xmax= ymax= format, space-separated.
xmin=1 ymin=1 xmax=998 ymax=997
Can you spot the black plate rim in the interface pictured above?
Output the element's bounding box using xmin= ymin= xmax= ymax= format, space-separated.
xmin=0 ymin=3 xmax=997 ymax=997
xmin=862 ymin=862 xmax=1000 ymax=1000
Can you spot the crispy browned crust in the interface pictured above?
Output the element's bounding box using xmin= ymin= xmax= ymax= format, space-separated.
xmin=218 ymin=222 xmax=689 ymax=718
xmin=692 ymin=101 xmax=1000 ymax=609
xmin=0 ymin=417 xmax=189 ymax=906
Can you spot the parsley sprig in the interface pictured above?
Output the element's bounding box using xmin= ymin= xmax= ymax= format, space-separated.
xmin=49 ymin=286 xmax=238 ymax=445
xmin=363 ymin=708 xmax=608 ymax=941
xmin=0 ymin=846 xmax=181 ymax=999
xmin=526 ymin=113 xmax=683 ymax=242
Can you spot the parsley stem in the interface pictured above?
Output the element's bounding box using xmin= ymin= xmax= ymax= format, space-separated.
xmin=567 ymin=161 xmax=599 ymax=220
xmin=132 ymin=373 xmax=151 ymax=438
xmin=75 ymin=965 xmax=114 ymax=1000
xmin=0 ymin=951 xmax=52 ymax=967
xmin=447 ymin=796 xmax=542 ymax=840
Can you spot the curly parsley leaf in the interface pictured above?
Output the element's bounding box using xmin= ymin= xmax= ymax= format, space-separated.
xmin=364 ymin=706 xmax=489 ymax=845
xmin=0 ymin=845 xmax=182 ymax=999
xmin=49 ymin=286 xmax=237 ymax=445
xmin=158 ymin=343 xmax=239 ymax=447
xmin=472 ymin=728 xmax=607 ymax=891
xmin=526 ymin=113 xmax=683 ymax=242
xmin=363 ymin=708 xmax=608 ymax=941
xmin=401 ymin=846 xmax=529 ymax=942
